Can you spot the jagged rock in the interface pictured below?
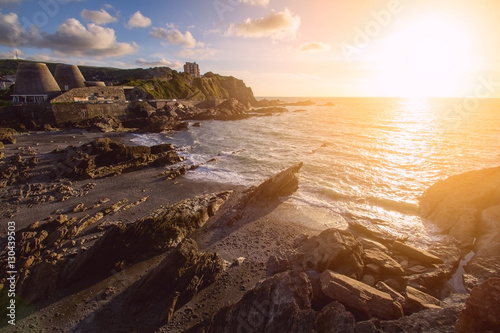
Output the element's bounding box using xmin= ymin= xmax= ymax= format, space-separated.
xmin=0 ymin=128 xmax=17 ymax=144
xmin=463 ymin=256 xmax=500 ymax=291
xmin=455 ymin=277 xmax=500 ymax=333
xmin=357 ymin=294 xmax=467 ymax=333
xmin=403 ymin=286 xmax=441 ymax=315
xmin=295 ymin=229 xmax=365 ymax=279
xmin=392 ymin=241 xmax=443 ymax=265
xmin=320 ymin=271 xmax=404 ymax=320
xmin=315 ymin=301 xmax=356 ymax=333
xmin=52 ymin=139 xmax=183 ymax=179
xmin=123 ymin=238 xmax=226 ymax=326
xmin=193 ymin=271 xmax=317 ymax=333
xmin=364 ymin=248 xmax=405 ymax=276
xmin=218 ymin=163 xmax=303 ymax=226
xmin=63 ymin=191 xmax=232 ymax=284
xmin=266 ymin=251 xmax=292 ymax=276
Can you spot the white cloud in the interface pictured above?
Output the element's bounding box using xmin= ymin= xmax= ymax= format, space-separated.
xmin=38 ymin=19 xmax=138 ymax=58
xmin=298 ymin=42 xmax=331 ymax=52
xmin=0 ymin=11 xmax=28 ymax=46
xmin=150 ymin=27 xmax=197 ymax=48
xmin=127 ymin=11 xmax=152 ymax=29
xmin=0 ymin=11 xmax=136 ymax=58
xmin=80 ymin=9 xmax=118 ymax=25
xmin=0 ymin=0 xmax=23 ymax=4
xmin=136 ymin=58 xmax=182 ymax=68
xmin=179 ymin=47 xmax=217 ymax=60
xmin=239 ymin=0 xmax=269 ymax=7
xmin=226 ymin=8 xmax=301 ymax=41
xmin=0 ymin=48 xmax=22 ymax=59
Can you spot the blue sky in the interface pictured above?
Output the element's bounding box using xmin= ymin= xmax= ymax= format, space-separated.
xmin=1 ymin=0 xmax=499 ymax=97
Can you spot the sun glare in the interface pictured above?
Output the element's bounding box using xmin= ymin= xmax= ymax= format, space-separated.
xmin=375 ymin=15 xmax=476 ymax=97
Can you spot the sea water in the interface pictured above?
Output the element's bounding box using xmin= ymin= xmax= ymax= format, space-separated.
xmin=131 ymin=97 xmax=500 ymax=245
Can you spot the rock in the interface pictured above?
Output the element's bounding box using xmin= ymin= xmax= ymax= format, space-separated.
xmin=124 ymin=238 xmax=226 ymax=327
xmin=375 ymin=293 xmax=468 ymax=333
xmin=320 ymin=271 xmax=404 ymax=320
xmin=53 ymin=139 xmax=183 ymax=179
xmin=392 ymin=241 xmax=443 ymax=265
xmin=403 ymin=286 xmax=441 ymax=315
xmin=63 ymin=191 xmax=232 ymax=284
xmin=249 ymin=162 xmax=303 ymax=202
xmin=421 ymin=166 xmax=500 ymax=249
xmin=0 ymin=128 xmax=17 ymax=144
xmin=194 ymin=271 xmax=317 ymax=333
xmin=364 ymin=248 xmax=405 ymax=276
xmin=266 ymin=251 xmax=291 ymax=276
xmin=293 ymin=229 xmax=365 ymax=279
xmin=361 ymin=275 xmax=376 ymax=286
xmin=463 ymin=255 xmax=500 ymax=291
xmin=218 ymin=163 xmax=303 ymax=226
xmin=315 ymin=301 xmax=356 ymax=333
xmin=375 ymin=281 xmax=406 ymax=305
xmin=455 ymin=277 xmax=500 ymax=333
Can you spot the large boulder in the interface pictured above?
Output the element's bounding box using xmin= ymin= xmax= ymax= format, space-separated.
xmin=195 ymin=271 xmax=317 ymax=333
xmin=455 ymin=277 xmax=500 ymax=333
xmin=123 ymin=238 xmax=226 ymax=327
xmin=320 ymin=271 xmax=404 ymax=320
xmin=420 ymin=166 xmax=500 ymax=249
xmin=291 ymin=229 xmax=364 ymax=279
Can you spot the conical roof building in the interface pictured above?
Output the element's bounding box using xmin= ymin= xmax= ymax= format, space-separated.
xmin=54 ymin=64 xmax=86 ymax=92
xmin=13 ymin=62 xmax=61 ymax=103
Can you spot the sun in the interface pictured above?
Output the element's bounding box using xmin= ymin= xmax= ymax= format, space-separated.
xmin=374 ymin=15 xmax=476 ymax=97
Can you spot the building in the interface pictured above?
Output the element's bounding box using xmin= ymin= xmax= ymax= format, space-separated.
xmin=184 ymin=62 xmax=200 ymax=78
xmin=12 ymin=62 xmax=61 ymax=104
xmin=0 ymin=77 xmax=14 ymax=91
xmin=54 ymin=64 xmax=86 ymax=92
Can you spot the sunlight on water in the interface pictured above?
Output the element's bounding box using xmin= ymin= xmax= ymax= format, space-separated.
xmin=131 ymin=97 xmax=500 ymax=246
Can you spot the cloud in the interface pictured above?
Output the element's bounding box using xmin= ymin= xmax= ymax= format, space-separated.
xmin=127 ymin=11 xmax=152 ymax=29
xmin=298 ymin=42 xmax=331 ymax=52
xmin=136 ymin=58 xmax=182 ymax=68
xmin=0 ymin=11 xmax=136 ymax=58
xmin=179 ymin=47 xmax=217 ymax=60
xmin=81 ymin=9 xmax=118 ymax=25
xmin=0 ymin=48 xmax=22 ymax=59
xmin=150 ymin=27 xmax=197 ymax=48
xmin=37 ymin=18 xmax=138 ymax=58
xmin=226 ymin=8 xmax=301 ymax=41
xmin=0 ymin=11 xmax=28 ymax=46
xmin=239 ymin=0 xmax=269 ymax=6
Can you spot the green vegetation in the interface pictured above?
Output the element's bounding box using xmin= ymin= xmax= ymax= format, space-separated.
xmin=0 ymin=59 xmax=256 ymax=104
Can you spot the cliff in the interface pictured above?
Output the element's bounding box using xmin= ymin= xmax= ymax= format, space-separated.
xmin=0 ymin=60 xmax=257 ymax=105
xmin=132 ymin=72 xmax=256 ymax=106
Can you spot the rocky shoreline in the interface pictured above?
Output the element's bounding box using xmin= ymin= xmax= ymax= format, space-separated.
xmin=0 ymin=104 xmax=499 ymax=332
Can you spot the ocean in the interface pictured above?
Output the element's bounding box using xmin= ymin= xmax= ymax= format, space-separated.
xmin=131 ymin=97 xmax=500 ymax=246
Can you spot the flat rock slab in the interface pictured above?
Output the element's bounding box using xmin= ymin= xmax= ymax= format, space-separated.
xmin=320 ymin=270 xmax=404 ymax=320
xmin=392 ymin=241 xmax=443 ymax=265
xmin=364 ymin=248 xmax=405 ymax=276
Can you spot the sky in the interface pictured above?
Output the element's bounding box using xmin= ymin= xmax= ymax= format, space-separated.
xmin=0 ymin=0 xmax=500 ymax=97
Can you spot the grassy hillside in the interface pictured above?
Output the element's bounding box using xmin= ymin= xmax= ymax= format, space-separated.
xmin=0 ymin=59 xmax=256 ymax=104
